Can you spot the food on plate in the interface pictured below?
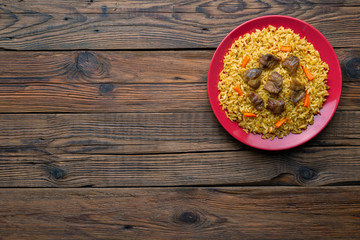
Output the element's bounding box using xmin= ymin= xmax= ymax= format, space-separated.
xmin=234 ymin=85 xmax=243 ymax=96
xmin=259 ymin=54 xmax=281 ymax=69
xmin=283 ymin=56 xmax=300 ymax=75
xmin=266 ymin=98 xmax=286 ymax=114
xmin=218 ymin=26 xmax=329 ymax=139
xmin=244 ymin=112 xmax=257 ymax=117
xmin=290 ymin=79 xmax=305 ymax=103
xmin=248 ymin=91 xmax=264 ymax=111
xmin=264 ymin=71 xmax=283 ymax=94
xmin=302 ymin=65 xmax=314 ymax=81
xmin=280 ymin=46 xmax=292 ymax=52
xmin=241 ymin=55 xmax=250 ymax=68
xmin=244 ymin=68 xmax=262 ymax=89
xmin=304 ymin=91 xmax=310 ymax=108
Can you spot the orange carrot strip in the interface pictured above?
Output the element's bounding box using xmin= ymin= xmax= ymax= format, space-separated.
xmin=234 ymin=85 xmax=243 ymax=96
xmin=302 ymin=65 xmax=314 ymax=81
xmin=241 ymin=55 xmax=250 ymax=69
xmin=244 ymin=112 xmax=257 ymax=117
xmin=304 ymin=91 xmax=310 ymax=108
xmin=275 ymin=117 xmax=287 ymax=128
xmin=280 ymin=46 xmax=292 ymax=52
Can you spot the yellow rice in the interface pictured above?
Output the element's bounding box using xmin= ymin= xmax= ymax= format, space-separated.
xmin=218 ymin=25 xmax=329 ymax=139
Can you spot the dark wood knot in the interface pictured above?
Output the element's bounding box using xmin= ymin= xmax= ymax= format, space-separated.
xmin=123 ymin=225 xmax=133 ymax=230
xmin=180 ymin=211 xmax=199 ymax=224
xmin=77 ymin=52 xmax=99 ymax=74
xmin=101 ymin=5 xmax=108 ymax=17
xmin=99 ymin=83 xmax=114 ymax=93
xmin=48 ymin=166 xmax=66 ymax=180
xmin=173 ymin=208 xmax=226 ymax=229
xmin=343 ymin=58 xmax=360 ymax=79
xmin=299 ymin=166 xmax=317 ymax=181
xmin=72 ymin=51 xmax=110 ymax=80
xmin=218 ymin=1 xmax=246 ymax=13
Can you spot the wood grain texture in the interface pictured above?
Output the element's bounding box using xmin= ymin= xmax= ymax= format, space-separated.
xmin=4 ymin=0 xmax=360 ymax=14
xmin=0 ymin=49 xmax=358 ymax=84
xmin=0 ymin=51 xmax=208 ymax=84
xmin=0 ymin=80 xmax=358 ymax=112
xmin=0 ymin=49 xmax=358 ymax=113
xmin=0 ymin=111 xmax=358 ymax=157
xmin=0 ymin=82 xmax=208 ymax=113
xmin=0 ymin=1 xmax=359 ymax=49
xmin=0 ymin=187 xmax=359 ymax=239
xmin=0 ymin=1 xmax=359 ymax=239
xmin=0 ymin=146 xmax=359 ymax=187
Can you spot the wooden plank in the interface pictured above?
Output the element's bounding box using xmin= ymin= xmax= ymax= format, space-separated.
xmin=3 ymin=0 xmax=360 ymax=14
xmin=0 ymin=82 xmax=209 ymax=113
xmin=0 ymin=49 xmax=358 ymax=113
xmin=0 ymin=51 xmax=209 ymax=84
xmin=0 ymin=2 xmax=359 ymax=49
xmin=0 ymin=187 xmax=359 ymax=239
xmin=0 ymin=146 xmax=359 ymax=187
xmin=0 ymin=48 xmax=358 ymax=84
xmin=0 ymin=111 xmax=358 ymax=157
xmin=0 ymin=80 xmax=357 ymax=113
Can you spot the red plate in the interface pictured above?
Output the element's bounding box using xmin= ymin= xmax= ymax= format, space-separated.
xmin=207 ymin=15 xmax=342 ymax=150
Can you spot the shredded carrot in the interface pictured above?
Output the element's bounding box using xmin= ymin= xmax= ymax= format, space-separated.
xmin=302 ymin=65 xmax=314 ymax=81
xmin=234 ymin=85 xmax=243 ymax=96
xmin=241 ymin=55 xmax=250 ymax=69
xmin=280 ymin=46 xmax=292 ymax=52
xmin=244 ymin=112 xmax=257 ymax=117
xmin=275 ymin=117 xmax=287 ymax=128
xmin=304 ymin=91 xmax=310 ymax=108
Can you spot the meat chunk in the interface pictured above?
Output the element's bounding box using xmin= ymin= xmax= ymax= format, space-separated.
xmin=245 ymin=68 xmax=262 ymax=79
xmin=290 ymin=91 xmax=305 ymax=103
xmin=283 ymin=56 xmax=300 ymax=75
xmin=267 ymin=98 xmax=286 ymax=114
xmin=248 ymin=91 xmax=263 ymax=111
xmin=290 ymin=78 xmax=305 ymax=92
xmin=290 ymin=79 xmax=306 ymax=103
xmin=244 ymin=68 xmax=262 ymax=89
xmin=264 ymin=71 xmax=283 ymax=94
xmin=259 ymin=54 xmax=281 ymax=69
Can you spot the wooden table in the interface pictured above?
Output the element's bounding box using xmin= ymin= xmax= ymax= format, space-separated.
xmin=0 ymin=1 xmax=359 ymax=239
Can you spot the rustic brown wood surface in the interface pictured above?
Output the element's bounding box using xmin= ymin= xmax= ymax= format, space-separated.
xmin=0 ymin=50 xmax=358 ymax=113
xmin=0 ymin=0 xmax=360 ymax=49
xmin=1 ymin=187 xmax=359 ymax=240
xmin=0 ymin=0 xmax=359 ymax=239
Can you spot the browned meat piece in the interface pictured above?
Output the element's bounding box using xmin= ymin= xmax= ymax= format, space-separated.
xmin=247 ymin=78 xmax=261 ymax=89
xmin=259 ymin=54 xmax=281 ymax=69
xmin=248 ymin=91 xmax=263 ymax=111
xmin=290 ymin=91 xmax=305 ymax=103
xmin=290 ymin=79 xmax=306 ymax=103
xmin=290 ymin=78 xmax=305 ymax=92
xmin=264 ymin=71 xmax=283 ymax=94
xmin=267 ymin=98 xmax=286 ymax=114
xmin=244 ymin=68 xmax=262 ymax=89
xmin=283 ymin=56 xmax=299 ymax=75
xmin=245 ymin=68 xmax=262 ymax=79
